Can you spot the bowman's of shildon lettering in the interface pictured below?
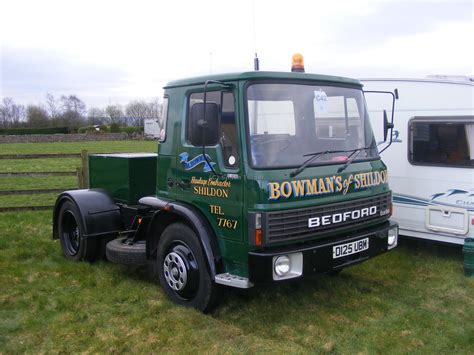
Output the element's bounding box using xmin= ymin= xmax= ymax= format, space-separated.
xmin=52 ymin=55 xmax=399 ymax=313
xmin=268 ymin=170 xmax=388 ymax=200
xmin=308 ymin=206 xmax=378 ymax=228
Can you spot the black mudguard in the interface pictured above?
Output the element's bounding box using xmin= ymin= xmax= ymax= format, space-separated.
xmin=52 ymin=189 xmax=122 ymax=239
xmin=139 ymin=196 xmax=221 ymax=279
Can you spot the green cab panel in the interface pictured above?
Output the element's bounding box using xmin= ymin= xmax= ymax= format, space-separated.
xmin=89 ymin=153 xmax=157 ymax=204
xmin=156 ymin=72 xmax=395 ymax=279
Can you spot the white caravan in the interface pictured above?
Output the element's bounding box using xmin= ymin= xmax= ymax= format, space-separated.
xmin=144 ymin=118 xmax=160 ymax=138
xmin=362 ymin=77 xmax=474 ymax=245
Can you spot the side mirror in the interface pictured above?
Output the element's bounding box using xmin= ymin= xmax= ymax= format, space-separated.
xmin=189 ymin=102 xmax=220 ymax=146
xmin=383 ymin=109 xmax=394 ymax=142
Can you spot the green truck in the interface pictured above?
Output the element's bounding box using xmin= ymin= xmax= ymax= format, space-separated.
xmin=52 ymin=68 xmax=399 ymax=312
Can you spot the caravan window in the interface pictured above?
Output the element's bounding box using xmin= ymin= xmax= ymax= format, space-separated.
xmin=408 ymin=118 xmax=474 ymax=168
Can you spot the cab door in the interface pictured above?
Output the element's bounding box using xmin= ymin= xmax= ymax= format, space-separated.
xmin=175 ymin=88 xmax=244 ymax=243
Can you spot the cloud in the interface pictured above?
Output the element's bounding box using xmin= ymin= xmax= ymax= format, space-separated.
xmin=1 ymin=0 xmax=472 ymax=107
xmin=0 ymin=47 xmax=134 ymax=106
xmin=335 ymin=21 xmax=474 ymax=77
xmin=326 ymin=0 xmax=473 ymax=49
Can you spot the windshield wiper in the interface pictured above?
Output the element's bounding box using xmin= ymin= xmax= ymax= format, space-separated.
xmin=289 ymin=149 xmax=347 ymax=178
xmin=337 ymin=145 xmax=377 ymax=173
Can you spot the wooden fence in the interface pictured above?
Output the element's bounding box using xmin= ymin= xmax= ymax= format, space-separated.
xmin=0 ymin=150 xmax=89 ymax=212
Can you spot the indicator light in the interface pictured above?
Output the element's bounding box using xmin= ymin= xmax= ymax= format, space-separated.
xmin=255 ymin=229 xmax=262 ymax=246
xmin=291 ymin=53 xmax=305 ymax=72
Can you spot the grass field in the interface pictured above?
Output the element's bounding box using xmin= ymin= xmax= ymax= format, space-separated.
xmin=1 ymin=141 xmax=473 ymax=353
xmin=1 ymin=212 xmax=472 ymax=353
xmin=0 ymin=141 xmax=157 ymax=155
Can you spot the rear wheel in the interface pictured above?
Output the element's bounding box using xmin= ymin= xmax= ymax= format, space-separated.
xmin=57 ymin=200 xmax=97 ymax=261
xmin=156 ymin=223 xmax=219 ymax=313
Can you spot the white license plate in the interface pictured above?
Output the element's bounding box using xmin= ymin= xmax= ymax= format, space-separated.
xmin=333 ymin=238 xmax=369 ymax=259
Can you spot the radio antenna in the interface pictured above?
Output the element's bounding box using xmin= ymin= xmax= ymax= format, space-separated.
xmin=252 ymin=0 xmax=260 ymax=71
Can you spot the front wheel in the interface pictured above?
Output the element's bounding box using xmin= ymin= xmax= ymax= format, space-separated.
xmin=156 ymin=223 xmax=219 ymax=313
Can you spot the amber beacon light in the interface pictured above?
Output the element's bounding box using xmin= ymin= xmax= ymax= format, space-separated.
xmin=291 ymin=53 xmax=305 ymax=72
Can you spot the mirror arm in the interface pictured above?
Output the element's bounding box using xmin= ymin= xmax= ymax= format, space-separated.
xmin=364 ymin=89 xmax=398 ymax=154
xmin=200 ymin=80 xmax=231 ymax=177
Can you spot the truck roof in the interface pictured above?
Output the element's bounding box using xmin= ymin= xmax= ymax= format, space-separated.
xmin=164 ymin=71 xmax=362 ymax=89
xmin=360 ymin=77 xmax=474 ymax=87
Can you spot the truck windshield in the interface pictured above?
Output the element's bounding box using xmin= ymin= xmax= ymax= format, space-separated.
xmin=247 ymin=83 xmax=378 ymax=169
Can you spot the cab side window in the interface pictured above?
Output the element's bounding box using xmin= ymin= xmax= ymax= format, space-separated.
xmin=188 ymin=91 xmax=238 ymax=168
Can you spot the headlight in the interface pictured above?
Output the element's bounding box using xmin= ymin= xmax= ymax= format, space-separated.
xmin=387 ymin=225 xmax=398 ymax=249
xmin=274 ymin=255 xmax=291 ymax=276
xmin=272 ymin=253 xmax=303 ymax=280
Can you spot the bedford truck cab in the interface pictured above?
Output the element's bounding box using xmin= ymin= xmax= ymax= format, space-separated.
xmin=53 ymin=69 xmax=399 ymax=312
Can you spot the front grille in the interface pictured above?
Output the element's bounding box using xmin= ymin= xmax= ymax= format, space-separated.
xmin=265 ymin=192 xmax=391 ymax=243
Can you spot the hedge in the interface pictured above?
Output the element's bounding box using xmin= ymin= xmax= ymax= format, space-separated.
xmin=77 ymin=125 xmax=109 ymax=134
xmin=0 ymin=126 xmax=144 ymax=136
xmin=119 ymin=126 xmax=144 ymax=135
xmin=0 ymin=127 xmax=70 ymax=135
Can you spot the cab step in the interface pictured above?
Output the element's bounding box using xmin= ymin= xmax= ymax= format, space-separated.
xmin=215 ymin=273 xmax=254 ymax=288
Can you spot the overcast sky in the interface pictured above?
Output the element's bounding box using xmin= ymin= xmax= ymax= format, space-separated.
xmin=0 ymin=0 xmax=472 ymax=108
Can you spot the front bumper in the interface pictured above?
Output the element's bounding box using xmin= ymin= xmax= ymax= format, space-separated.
xmin=248 ymin=221 xmax=398 ymax=283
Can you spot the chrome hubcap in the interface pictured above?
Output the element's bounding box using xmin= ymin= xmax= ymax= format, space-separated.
xmin=163 ymin=252 xmax=187 ymax=291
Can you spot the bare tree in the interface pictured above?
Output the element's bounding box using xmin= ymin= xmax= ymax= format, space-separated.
xmin=124 ymin=98 xmax=162 ymax=126
xmin=1 ymin=96 xmax=163 ymax=129
xmin=26 ymin=104 xmax=50 ymax=127
xmin=148 ymin=98 xmax=162 ymax=119
xmin=87 ymin=107 xmax=106 ymax=125
xmin=60 ymin=95 xmax=86 ymax=117
xmin=46 ymin=93 xmax=60 ymax=119
xmin=59 ymin=95 xmax=86 ymax=128
xmin=105 ymin=104 xmax=123 ymax=124
xmin=0 ymin=97 xmax=26 ymax=128
xmin=125 ymin=100 xmax=150 ymax=126
xmin=149 ymin=98 xmax=163 ymax=129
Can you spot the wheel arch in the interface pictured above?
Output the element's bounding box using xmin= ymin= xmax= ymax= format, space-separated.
xmin=53 ymin=189 xmax=122 ymax=240
xmin=141 ymin=197 xmax=222 ymax=279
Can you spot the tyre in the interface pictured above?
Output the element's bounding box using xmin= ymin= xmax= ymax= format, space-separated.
xmin=106 ymin=237 xmax=147 ymax=265
xmin=156 ymin=223 xmax=219 ymax=313
xmin=57 ymin=200 xmax=97 ymax=261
